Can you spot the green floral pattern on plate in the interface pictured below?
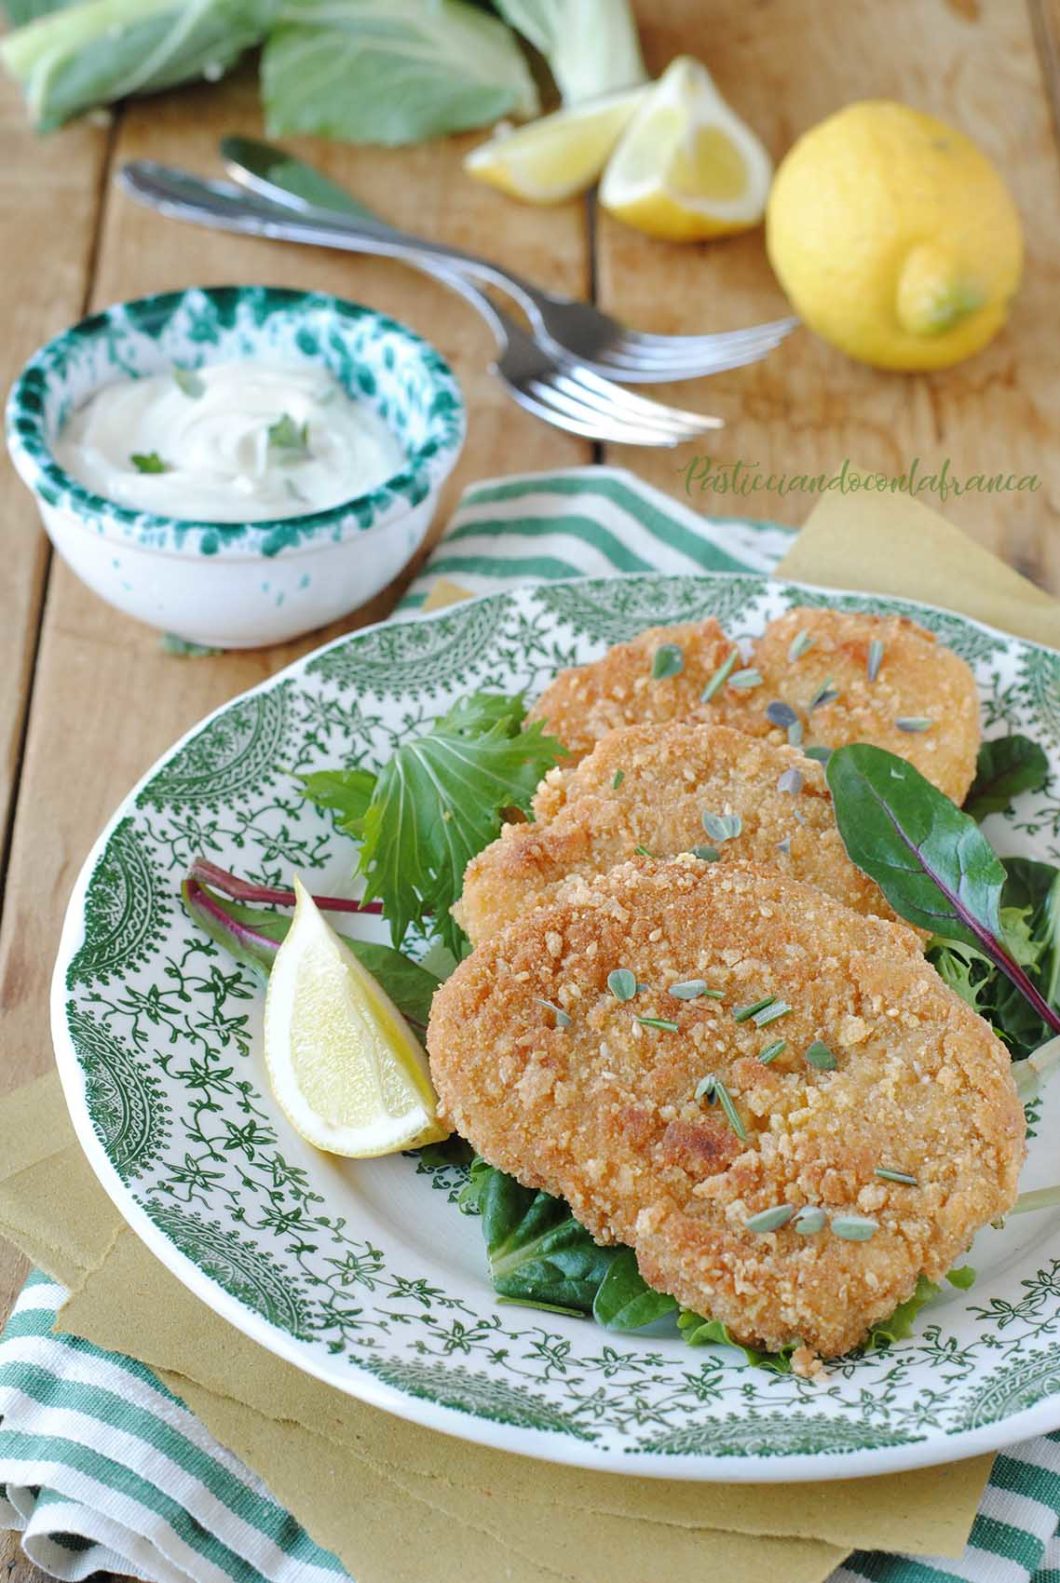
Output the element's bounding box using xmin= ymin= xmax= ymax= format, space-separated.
xmin=55 ymin=573 xmax=1060 ymax=1478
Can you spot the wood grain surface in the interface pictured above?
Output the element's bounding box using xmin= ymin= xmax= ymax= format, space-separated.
xmin=0 ymin=3 xmax=1058 ymax=1576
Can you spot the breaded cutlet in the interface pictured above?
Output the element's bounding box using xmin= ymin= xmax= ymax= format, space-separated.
xmin=429 ymin=858 xmax=1023 ymax=1364
xmin=455 ymin=721 xmax=905 ymax=945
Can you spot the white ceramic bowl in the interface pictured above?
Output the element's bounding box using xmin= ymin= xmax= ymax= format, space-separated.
xmin=5 ymin=285 xmax=465 ymax=648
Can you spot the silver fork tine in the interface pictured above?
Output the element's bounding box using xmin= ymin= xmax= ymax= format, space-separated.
xmin=616 ymin=316 xmax=799 ymax=357
xmin=559 ymin=364 xmax=722 ymax=431
xmin=587 ymin=327 xmax=795 ymax=384
xmin=592 ymin=337 xmax=790 ymax=383
xmin=532 ymin=373 xmax=697 ymax=442
xmin=517 ymin=380 xmax=683 ymax=447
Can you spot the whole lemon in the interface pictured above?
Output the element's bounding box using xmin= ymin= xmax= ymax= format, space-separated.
xmin=766 ymin=101 xmax=1023 ymax=370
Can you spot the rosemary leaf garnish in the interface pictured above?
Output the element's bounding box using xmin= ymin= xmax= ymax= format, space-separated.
xmin=691 ymin=844 xmax=720 ymax=862
xmin=803 ymin=746 xmax=832 ymax=764
xmin=701 ymin=650 xmax=737 ymax=702
xmin=766 ymin=700 xmax=799 ymax=730
xmin=607 ymin=968 xmax=637 ymax=1002
xmin=702 ymin=811 xmax=742 ymax=842
xmin=651 ymin=643 xmax=684 ymax=680
xmin=793 ymin=1206 xmax=827 ymax=1235
xmin=536 ymin=997 xmax=570 ymax=1027
xmin=788 ymin=720 xmax=804 ymax=746
xmin=867 ymin=638 xmax=885 ymax=682
xmin=831 ymin=1214 xmax=878 ymax=1242
xmin=173 ymin=366 xmax=205 ymax=399
xmin=758 ymin=1038 xmax=787 ymax=1064
xmin=805 ymin=1040 xmax=837 ymax=1070
xmin=611 ymin=769 xmax=625 ymax=790
xmin=746 ymin=1204 xmax=795 ymax=1233
xmin=777 ymin=767 xmax=803 ymax=795
xmin=728 ymin=668 xmax=764 ymax=690
xmin=875 ymin=1166 xmax=918 ymax=1186
xmin=896 ymin=717 xmax=933 ymax=733
xmin=733 ymin=994 xmax=776 ymax=1024
xmin=669 ymin=979 xmax=716 ymax=1000
xmin=776 ymin=837 xmax=792 ymax=855
xmin=809 ymin=677 xmax=840 ymax=711
xmin=636 ymin=1015 xmax=679 ymax=1032
xmin=267 ymin=412 xmax=310 ymax=457
xmin=695 ymin=1074 xmax=747 ymax=1141
xmin=633 ymin=844 xmax=654 ymax=858
xmin=753 ymin=999 xmax=792 ymax=1027
xmin=788 ymin=630 xmax=815 ymax=661
xmin=130 ymin=451 xmax=169 ymax=474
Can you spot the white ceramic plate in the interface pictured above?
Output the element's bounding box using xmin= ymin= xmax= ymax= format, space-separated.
xmin=53 ymin=572 xmax=1060 ymax=1480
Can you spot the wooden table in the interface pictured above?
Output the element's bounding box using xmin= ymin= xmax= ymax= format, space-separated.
xmin=0 ymin=1 xmax=1058 ymax=1575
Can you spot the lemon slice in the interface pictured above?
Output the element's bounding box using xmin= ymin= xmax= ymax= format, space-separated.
xmin=600 ymin=57 xmax=772 ymax=241
xmin=465 ymin=88 xmax=646 ymax=203
xmin=263 ymin=879 xmax=448 ymax=1157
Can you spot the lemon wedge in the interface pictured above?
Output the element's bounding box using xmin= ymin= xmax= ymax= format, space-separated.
xmin=465 ymin=88 xmax=646 ymax=203
xmin=263 ymin=879 xmax=448 ymax=1157
xmin=599 ymin=57 xmax=772 ymax=241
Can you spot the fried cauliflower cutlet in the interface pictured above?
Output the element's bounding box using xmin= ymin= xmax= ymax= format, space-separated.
xmin=716 ymin=607 xmax=980 ymax=803
xmin=455 ymin=722 xmax=904 ymax=946
xmin=526 ymin=619 xmax=737 ymax=764
xmin=429 ymin=859 xmax=1023 ymax=1361
xmin=526 ymin=607 xmax=980 ymax=803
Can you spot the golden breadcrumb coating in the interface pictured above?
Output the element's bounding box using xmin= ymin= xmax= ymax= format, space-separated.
xmin=715 ymin=607 xmax=980 ymax=803
xmin=455 ymin=722 xmax=905 ymax=946
xmin=526 ymin=619 xmax=737 ymax=764
xmin=428 ymin=859 xmax=1023 ymax=1360
xmin=526 ymin=607 xmax=980 ymax=803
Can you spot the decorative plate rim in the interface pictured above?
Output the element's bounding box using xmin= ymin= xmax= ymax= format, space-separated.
xmin=51 ymin=569 xmax=1060 ymax=1481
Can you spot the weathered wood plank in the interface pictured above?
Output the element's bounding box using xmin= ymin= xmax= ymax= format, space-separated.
xmin=0 ymin=78 xmax=111 ymax=885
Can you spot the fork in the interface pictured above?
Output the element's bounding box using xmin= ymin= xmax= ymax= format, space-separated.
xmin=218 ymin=137 xmax=796 ymax=385
xmin=118 ymin=161 xmax=722 ymax=448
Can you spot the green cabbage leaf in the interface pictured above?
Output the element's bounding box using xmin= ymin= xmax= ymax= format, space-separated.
xmin=263 ymin=0 xmax=539 ymax=145
xmin=493 ymin=0 xmax=646 ymax=103
xmin=1 ymin=0 xmax=279 ymax=130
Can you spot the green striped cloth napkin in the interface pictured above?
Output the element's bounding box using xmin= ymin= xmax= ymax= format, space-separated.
xmin=2 ymin=466 xmax=1058 ymax=1583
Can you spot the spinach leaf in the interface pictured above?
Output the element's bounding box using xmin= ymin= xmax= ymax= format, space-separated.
xmin=964 ymin=734 xmax=1050 ymax=821
xmin=827 ymin=744 xmax=1060 ymax=1036
xmin=181 ymin=880 xmax=440 ymax=1026
xmin=592 ymin=1248 xmax=677 ymax=1332
xmin=468 ymin=1165 xmax=614 ymax=1315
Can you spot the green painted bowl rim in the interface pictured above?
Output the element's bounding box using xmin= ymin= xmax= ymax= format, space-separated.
xmin=5 ymin=284 xmax=466 ymax=555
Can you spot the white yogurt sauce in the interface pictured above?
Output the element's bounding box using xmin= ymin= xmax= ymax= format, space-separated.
xmin=54 ymin=362 xmax=406 ymax=522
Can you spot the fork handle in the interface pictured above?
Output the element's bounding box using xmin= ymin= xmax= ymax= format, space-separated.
xmin=119 ymin=162 xmax=544 ymax=323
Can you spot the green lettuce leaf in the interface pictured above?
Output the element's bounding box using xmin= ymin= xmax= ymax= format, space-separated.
xmin=263 ymin=0 xmax=539 ymax=145
xmin=2 ymin=0 xmax=278 ymax=130
xmin=677 ymin=1311 xmax=799 ymax=1373
xmin=493 ymin=0 xmax=645 ymax=103
xmin=302 ymin=691 xmax=565 ymax=958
